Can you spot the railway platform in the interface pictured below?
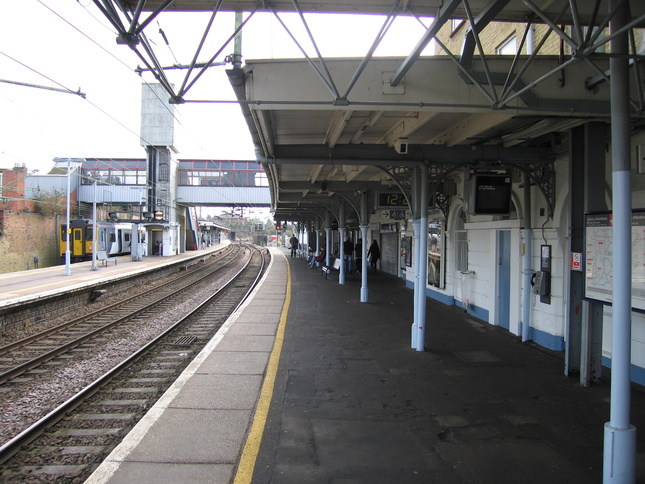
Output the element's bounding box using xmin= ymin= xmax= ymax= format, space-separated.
xmin=4 ymin=246 xmax=645 ymax=482
xmin=77 ymin=246 xmax=645 ymax=484
xmin=0 ymin=241 xmax=230 ymax=308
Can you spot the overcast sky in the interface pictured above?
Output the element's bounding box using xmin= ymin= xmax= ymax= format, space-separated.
xmin=0 ymin=1 xmax=433 ymax=176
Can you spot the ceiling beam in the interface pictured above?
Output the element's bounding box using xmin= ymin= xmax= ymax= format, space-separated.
xmin=259 ymin=143 xmax=552 ymax=164
xmin=379 ymin=112 xmax=438 ymax=146
xmin=427 ymin=113 xmax=515 ymax=146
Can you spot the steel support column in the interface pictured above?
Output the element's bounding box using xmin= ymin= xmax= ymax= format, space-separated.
xmin=411 ymin=218 xmax=421 ymax=349
xmin=360 ymin=192 xmax=369 ymax=302
xmin=415 ymin=167 xmax=429 ymax=352
xmin=522 ymin=172 xmax=532 ymax=342
xmin=339 ymin=226 xmax=346 ymax=285
xmin=604 ymin=1 xmax=637 ymax=481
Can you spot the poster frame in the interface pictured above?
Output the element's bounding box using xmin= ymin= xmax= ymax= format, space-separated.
xmin=584 ymin=209 xmax=645 ymax=313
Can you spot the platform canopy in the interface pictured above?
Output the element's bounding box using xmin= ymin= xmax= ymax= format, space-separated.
xmin=98 ymin=0 xmax=645 ymax=224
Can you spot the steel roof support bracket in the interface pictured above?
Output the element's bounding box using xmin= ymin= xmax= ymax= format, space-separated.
xmin=390 ymin=0 xmax=461 ymax=87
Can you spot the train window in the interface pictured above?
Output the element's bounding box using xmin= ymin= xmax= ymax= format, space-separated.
xmin=125 ymin=233 xmax=131 ymax=242
xmin=109 ymin=233 xmax=116 ymax=243
xmin=75 ymin=231 xmax=82 ymax=241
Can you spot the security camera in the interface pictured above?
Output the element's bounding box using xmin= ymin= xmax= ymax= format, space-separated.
xmin=394 ymin=138 xmax=408 ymax=154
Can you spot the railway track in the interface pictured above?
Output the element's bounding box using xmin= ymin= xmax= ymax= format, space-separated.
xmin=0 ymin=244 xmax=269 ymax=483
xmin=0 ymin=244 xmax=240 ymax=385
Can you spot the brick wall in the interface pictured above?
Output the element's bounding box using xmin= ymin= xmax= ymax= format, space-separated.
xmin=436 ymin=21 xmax=565 ymax=56
xmin=0 ymin=211 xmax=60 ymax=273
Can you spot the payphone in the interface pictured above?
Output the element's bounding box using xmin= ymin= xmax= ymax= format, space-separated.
xmin=530 ymin=245 xmax=551 ymax=303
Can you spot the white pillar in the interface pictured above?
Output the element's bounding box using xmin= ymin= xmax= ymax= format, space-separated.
xmin=360 ymin=225 xmax=369 ymax=302
xmin=339 ymin=227 xmax=346 ymax=284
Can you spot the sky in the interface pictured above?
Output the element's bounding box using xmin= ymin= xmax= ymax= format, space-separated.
xmin=0 ymin=1 xmax=434 ymax=178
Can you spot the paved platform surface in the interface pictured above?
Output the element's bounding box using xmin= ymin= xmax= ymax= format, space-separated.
xmin=85 ymin=247 xmax=643 ymax=483
xmin=0 ymin=243 xmax=228 ymax=307
xmin=256 ymin=251 xmax=645 ymax=483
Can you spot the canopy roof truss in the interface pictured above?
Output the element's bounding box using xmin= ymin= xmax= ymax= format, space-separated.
xmin=95 ymin=0 xmax=645 ymax=222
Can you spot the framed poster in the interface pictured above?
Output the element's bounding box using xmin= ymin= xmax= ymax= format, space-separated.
xmin=584 ymin=210 xmax=645 ymax=312
xmin=401 ymin=235 xmax=412 ymax=269
xmin=428 ymin=221 xmax=445 ymax=288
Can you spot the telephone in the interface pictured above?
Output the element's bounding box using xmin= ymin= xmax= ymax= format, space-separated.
xmin=531 ymin=271 xmax=550 ymax=296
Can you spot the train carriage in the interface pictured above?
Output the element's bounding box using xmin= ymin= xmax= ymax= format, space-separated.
xmin=60 ymin=219 xmax=139 ymax=262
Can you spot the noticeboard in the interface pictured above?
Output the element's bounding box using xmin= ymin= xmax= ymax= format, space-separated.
xmin=584 ymin=210 xmax=645 ymax=311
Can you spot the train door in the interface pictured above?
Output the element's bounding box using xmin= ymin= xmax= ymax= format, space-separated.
xmin=72 ymin=226 xmax=85 ymax=257
xmin=97 ymin=227 xmax=106 ymax=252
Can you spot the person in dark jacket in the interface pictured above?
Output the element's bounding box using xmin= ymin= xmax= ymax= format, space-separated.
xmin=343 ymin=238 xmax=354 ymax=273
xmin=354 ymin=239 xmax=362 ymax=274
xmin=367 ymin=240 xmax=380 ymax=271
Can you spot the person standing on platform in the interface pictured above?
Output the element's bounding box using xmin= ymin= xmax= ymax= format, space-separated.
xmin=343 ymin=237 xmax=354 ymax=273
xmin=354 ymin=239 xmax=362 ymax=274
xmin=367 ymin=239 xmax=380 ymax=272
xmin=289 ymin=234 xmax=299 ymax=257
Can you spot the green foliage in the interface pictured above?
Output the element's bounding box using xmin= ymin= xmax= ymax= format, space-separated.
xmin=31 ymin=188 xmax=67 ymax=217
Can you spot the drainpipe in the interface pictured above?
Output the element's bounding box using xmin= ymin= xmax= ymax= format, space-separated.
xmin=522 ymin=172 xmax=532 ymax=342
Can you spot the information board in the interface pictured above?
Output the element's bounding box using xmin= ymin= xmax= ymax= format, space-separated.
xmin=584 ymin=210 xmax=645 ymax=311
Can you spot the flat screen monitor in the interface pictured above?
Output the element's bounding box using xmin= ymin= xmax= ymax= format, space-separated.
xmin=468 ymin=174 xmax=512 ymax=215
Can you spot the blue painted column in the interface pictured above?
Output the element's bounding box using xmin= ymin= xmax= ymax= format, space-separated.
xmin=325 ymin=227 xmax=332 ymax=268
xmin=360 ymin=224 xmax=369 ymax=302
xmin=339 ymin=226 xmax=346 ymax=285
xmin=415 ymin=167 xmax=429 ymax=352
xmin=522 ymin=172 xmax=532 ymax=342
xmin=604 ymin=1 xmax=637 ymax=481
xmin=411 ymin=218 xmax=421 ymax=349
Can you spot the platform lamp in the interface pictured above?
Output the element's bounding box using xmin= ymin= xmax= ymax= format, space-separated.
xmin=54 ymin=157 xmax=85 ymax=276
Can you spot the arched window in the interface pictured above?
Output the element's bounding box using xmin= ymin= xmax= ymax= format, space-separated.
xmin=455 ymin=209 xmax=468 ymax=273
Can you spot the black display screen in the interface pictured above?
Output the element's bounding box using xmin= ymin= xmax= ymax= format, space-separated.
xmin=472 ymin=174 xmax=512 ymax=215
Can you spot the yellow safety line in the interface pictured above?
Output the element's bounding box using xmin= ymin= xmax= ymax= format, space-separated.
xmin=233 ymin=255 xmax=291 ymax=484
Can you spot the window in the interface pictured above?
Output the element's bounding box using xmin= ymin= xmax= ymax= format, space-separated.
xmin=159 ymin=162 xmax=169 ymax=182
xmin=454 ymin=211 xmax=469 ymax=273
xmin=451 ymin=18 xmax=464 ymax=34
xmin=497 ymin=34 xmax=517 ymax=55
xmin=255 ymin=172 xmax=269 ymax=187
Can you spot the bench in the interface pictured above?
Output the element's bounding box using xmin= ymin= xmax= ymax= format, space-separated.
xmin=96 ymin=250 xmax=117 ymax=266
xmin=321 ymin=258 xmax=341 ymax=279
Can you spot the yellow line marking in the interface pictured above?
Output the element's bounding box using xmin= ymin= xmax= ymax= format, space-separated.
xmin=233 ymin=254 xmax=291 ymax=484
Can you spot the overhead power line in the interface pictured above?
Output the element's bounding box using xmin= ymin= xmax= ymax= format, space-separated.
xmin=0 ymin=78 xmax=85 ymax=98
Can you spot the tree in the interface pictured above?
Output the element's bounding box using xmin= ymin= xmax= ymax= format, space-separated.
xmin=31 ymin=188 xmax=67 ymax=217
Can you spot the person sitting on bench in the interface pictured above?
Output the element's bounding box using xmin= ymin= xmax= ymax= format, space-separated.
xmin=310 ymin=247 xmax=326 ymax=268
